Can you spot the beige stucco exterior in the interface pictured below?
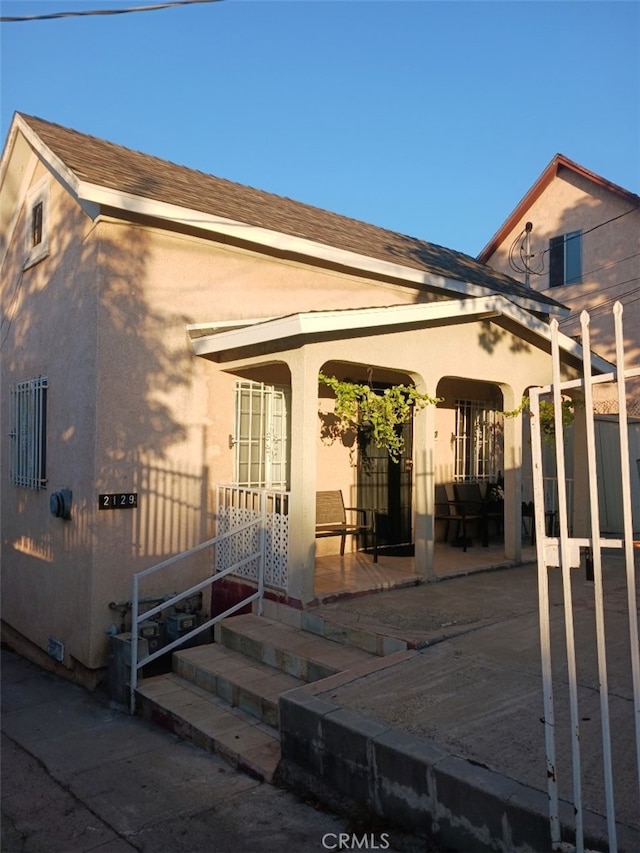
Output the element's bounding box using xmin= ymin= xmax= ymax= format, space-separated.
xmin=0 ymin=126 xmax=600 ymax=683
xmin=480 ymin=159 xmax=640 ymax=414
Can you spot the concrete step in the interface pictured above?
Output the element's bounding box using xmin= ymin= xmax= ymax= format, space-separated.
xmin=215 ymin=613 xmax=375 ymax=680
xmin=172 ymin=643 xmax=304 ymax=728
xmin=136 ymin=672 xmax=281 ymax=782
xmin=300 ymin=608 xmax=409 ymax=655
xmin=135 ymin=613 xmax=382 ymax=784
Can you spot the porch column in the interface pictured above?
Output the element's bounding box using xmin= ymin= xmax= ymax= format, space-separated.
xmin=286 ymin=350 xmax=321 ymax=603
xmin=413 ymin=398 xmax=436 ymax=581
xmin=502 ymin=401 xmax=523 ymax=561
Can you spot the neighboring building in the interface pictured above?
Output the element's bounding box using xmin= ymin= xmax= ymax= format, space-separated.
xmin=0 ymin=115 xmax=609 ymax=686
xmin=478 ymin=153 xmax=640 ymax=415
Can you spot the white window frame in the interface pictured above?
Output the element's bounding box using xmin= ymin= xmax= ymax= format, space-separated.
xmin=24 ymin=179 xmax=50 ymax=268
xmin=453 ymin=399 xmax=500 ymax=482
xmin=233 ymin=380 xmax=290 ymax=490
xmin=10 ymin=376 xmax=48 ymax=489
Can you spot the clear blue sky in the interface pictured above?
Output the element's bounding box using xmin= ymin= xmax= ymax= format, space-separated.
xmin=1 ymin=0 xmax=639 ymax=257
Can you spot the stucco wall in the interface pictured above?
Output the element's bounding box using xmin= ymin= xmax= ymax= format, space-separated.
xmin=1 ymin=156 xmax=589 ymax=676
xmin=1 ymin=163 xmax=99 ymax=668
xmin=2 ymin=172 xmax=445 ymax=673
xmin=483 ymin=169 xmax=640 ymax=413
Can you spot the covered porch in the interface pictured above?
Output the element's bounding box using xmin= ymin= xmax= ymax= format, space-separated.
xmin=193 ymin=297 xmax=591 ymax=607
xmin=314 ymin=539 xmax=538 ymax=601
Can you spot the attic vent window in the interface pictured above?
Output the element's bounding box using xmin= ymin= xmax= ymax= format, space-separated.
xmin=31 ymin=201 xmax=43 ymax=247
xmin=24 ymin=180 xmax=50 ymax=268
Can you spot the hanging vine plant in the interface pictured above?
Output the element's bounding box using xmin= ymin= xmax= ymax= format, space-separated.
xmin=319 ymin=371 xmax=441 ymax=462
xmin=501 ymin=395 xmax=578 ymax=441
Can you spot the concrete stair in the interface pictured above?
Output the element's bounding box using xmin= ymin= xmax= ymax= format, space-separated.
xmin=135 ymin=613 xmax=376 ymax=782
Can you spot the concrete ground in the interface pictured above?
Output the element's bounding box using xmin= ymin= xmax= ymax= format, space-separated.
xmin=310 ymin=550 xmax=640 ymax=847
xmin=0 ymin=651 xmax=396 ymax=853
xmin=2 ymin=550 xmax=638 ymax=852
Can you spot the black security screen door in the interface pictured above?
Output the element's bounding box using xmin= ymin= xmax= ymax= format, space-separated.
xmin=357 ymin=420 xmax=413 ymax=552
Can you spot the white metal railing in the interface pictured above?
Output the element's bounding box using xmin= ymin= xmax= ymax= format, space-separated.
xmin=531 ymin=302 xmax=640 ymax=852
xmin=129 ymin=504 xmax=268 ymax=715
xmin=215 ymin=485 xmax=289 ymax=590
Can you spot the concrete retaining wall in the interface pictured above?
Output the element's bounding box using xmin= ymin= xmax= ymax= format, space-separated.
xmin=278 ymin=687 xmax=619 ymax=853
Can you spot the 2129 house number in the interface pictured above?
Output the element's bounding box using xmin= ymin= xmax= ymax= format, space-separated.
xmin=99 ymin=493 xmax=138 ymax=510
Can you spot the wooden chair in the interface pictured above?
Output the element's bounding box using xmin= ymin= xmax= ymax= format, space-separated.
xmin=315 ymin=490 xmax=378 ymax=562
xmin=435 ymin=484 xmax=482 ymax=552
xmin=453 ymin=482 xmax=503 ymax=547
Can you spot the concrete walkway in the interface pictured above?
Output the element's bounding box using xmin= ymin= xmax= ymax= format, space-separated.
xmin=308 ymin=551 xmax=640 ymax=850
xmin=2 ymin=551 xmax=638 ymax=852
xmin=0 ymin=650 xmax=392 ymax=853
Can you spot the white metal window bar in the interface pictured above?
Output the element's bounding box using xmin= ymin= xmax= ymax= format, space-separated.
xmin=531 ymin=303 xmax=640 ymax=853
xmin=233 ymin=380 xmax=289 ymax=490
xmin=454 ymin=399 xmax=499 ymax=482
xmin=9 ymin=376 xmax=48 ymax=489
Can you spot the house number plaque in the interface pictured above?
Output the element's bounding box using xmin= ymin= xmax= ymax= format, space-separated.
xmin=99 ymin=493 xmax=138 ymax=510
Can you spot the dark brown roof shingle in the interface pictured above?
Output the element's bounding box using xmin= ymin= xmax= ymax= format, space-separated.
xmin=19 ymin=113 xmax=563 ymax=311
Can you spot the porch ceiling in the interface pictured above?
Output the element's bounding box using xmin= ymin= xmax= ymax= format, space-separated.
xmin=188 ymin=295 xmax=613 ymax=376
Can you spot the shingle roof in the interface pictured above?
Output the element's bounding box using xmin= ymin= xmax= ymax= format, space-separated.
xmin=19 ymin=113 xmax=564 ymax=311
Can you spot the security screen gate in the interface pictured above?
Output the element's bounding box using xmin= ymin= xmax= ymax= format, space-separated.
xmin=530 ymin=303 xmax=640 ymax=853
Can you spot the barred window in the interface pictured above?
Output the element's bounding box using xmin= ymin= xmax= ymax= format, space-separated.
xmin=9 ymin=377 xmax=48 ymax=489
xmin=454 ymin=399 xmax=499 ymax=482
xmin=233 ymin=380 xmax=289 ymax=489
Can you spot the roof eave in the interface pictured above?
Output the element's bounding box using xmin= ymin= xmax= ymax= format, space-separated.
xmin=478 ymin=153 xmax=640 ymax=263
xmin=189 ymin=294 xmax=591 ymax=366
xmin=78 ymin=181 xmax=561 ymax=315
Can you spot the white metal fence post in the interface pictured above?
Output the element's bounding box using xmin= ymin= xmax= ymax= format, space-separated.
xmin=532 ymin=302 xmax=640 ymax=850
xmin=614 ymin=303 xmax=640 ymax=810
xmin=580 ymin=309 xmax=617 ymax=850
xmin=530 ymin=386 xmax=561 ymax=847
xmin=550 ymin=319 xmax=584 ymax=853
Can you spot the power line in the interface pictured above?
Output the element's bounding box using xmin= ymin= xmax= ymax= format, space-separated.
xmin=578 ymin=251 xmax=640 ymax=282
xmin=558 ymin=279 xmax=640 ymax=325
xmin=538 ymin=207 xmax=639 ymax=262
xmin=509 ymin=207 xmax=639 ymax=280
xmin=0 ymin=0 xmax=222 ymax=23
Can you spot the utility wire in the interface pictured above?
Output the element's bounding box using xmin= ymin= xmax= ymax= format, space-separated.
xmin=559 ymin=279 xmax=640 ymax=324
xmin=509 ymin=207 xmax=639 ymax=280
xmin=0 ymin=0 xmax=222 ymax=23
xmin=537 ymin=207 xmax=639 ymax=262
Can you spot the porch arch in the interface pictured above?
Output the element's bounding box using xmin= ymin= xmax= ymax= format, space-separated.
xmin=433 ymin=376 xmax=523 ymax=560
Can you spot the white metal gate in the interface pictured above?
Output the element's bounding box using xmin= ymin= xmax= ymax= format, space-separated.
xmin=530 ymin=303 xmax=640 ymax=852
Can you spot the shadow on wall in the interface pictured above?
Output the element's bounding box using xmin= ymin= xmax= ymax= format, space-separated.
xmin=1 ymin=187 xmax=213 ymax=574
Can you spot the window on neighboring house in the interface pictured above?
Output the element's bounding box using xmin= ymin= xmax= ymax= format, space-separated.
xmin=549 ymin=230 xmax=582 ymax=287
xmin=9 ymin=377 xmax=48 ymax=489
xmin=453 ymin=399 xmax=500 ymax=482
xmin=24 ymin=181 xmax=50 ymax=267
xmin=233 ymin=380 xmax=290 ymax=489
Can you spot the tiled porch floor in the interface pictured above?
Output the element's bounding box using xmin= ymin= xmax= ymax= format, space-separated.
xmin=313 ymin=540 xmax=537 ymax=599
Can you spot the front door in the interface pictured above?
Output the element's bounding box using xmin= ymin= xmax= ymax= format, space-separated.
xmin=357 ymin=420 xmax=413 ymax=552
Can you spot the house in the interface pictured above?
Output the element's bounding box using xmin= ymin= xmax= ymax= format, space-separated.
xmin=478 ymin=153 xmax=640 ymax=414
xmin=0 ymin=114 xmax=610 ymax=687
xmin=478 ymin=154 xmax=640 ymax=531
